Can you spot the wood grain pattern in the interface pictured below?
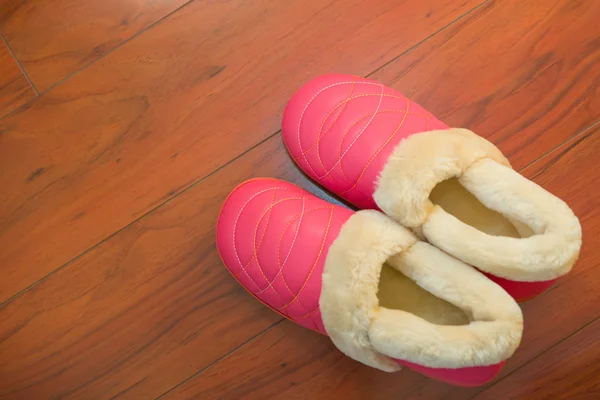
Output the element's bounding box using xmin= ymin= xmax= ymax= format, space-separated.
xmin=371 ymin=0 xmax=600 ymax=169
xmin=474 ymin=318 xmax=600 ymax=400
xmin=153 ymin=125 xmax=600 ymax=400
xmin=0 ymin=0 xmax=191 ymax=92
xmin=162 ymin=321 xmax=417 ymax=400
xmin=0 ymin=135 xmax=348 ymax=400
xmin=0 ymin=36 xmax=34 ymax=117
xmin=0 ymin=0 xmax=482 ymax=303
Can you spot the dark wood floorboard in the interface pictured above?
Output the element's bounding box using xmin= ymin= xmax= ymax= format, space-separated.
xmin=0 ymin=0 xmax=191 ymax=92
xmin=0 ymin=35 xmax=34 ymax=117
xmin=0 ymin=0 xmax=598 ymax=398
xmin=0 ymin=0 xmax=482 ymax=304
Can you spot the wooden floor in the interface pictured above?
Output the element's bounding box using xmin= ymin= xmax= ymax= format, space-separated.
xmin=0 ymin=0 xmax=598 ymax=398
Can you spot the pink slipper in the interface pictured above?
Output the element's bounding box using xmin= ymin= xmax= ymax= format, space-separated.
xmin=216 ymin=178 xmax=523 ymax=387
xmin=282 ymin=74 xmax=582 ymax=301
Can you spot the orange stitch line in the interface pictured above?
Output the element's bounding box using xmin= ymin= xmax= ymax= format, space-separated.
xmin=291 ymin=206 xmax=336 ymax=329
xmin=249 ymin=187 xmax=289 ymax=304
xmin=315 ymin=80 xmax=356 ymax=158
xmin=297 ymin=89 xmax=395 ymax=184
xmin=233 ymin=195 xmax=306 ymax=279
xmin=232 ymin=186 xmax=285 ymax=292
xmin=337 ymin=112 xmax=380 ymax=184
xmin=297 ymin=80 xmax=358 ymax=180
xmin=268 ymin=200 xmax=309 ymax=295
xmin=293 ymin=93 xmax=408 ymax=161
xmin=234 ymin=187 xmax=282 ymax=296
xmin=230 ymin=185 xmax=291 ymax=268
xmin=272 ymin=205 xmax=334 ymax=320
xmin=230 ymin=185 xmax=301 ymax=297
xmin=246 ymin=187 xmax=277 ymax=272
xmin=296 ymin=80 xmax=364 ymax=158
xmin=274 ymin=204 xmax=306 ymax=296
xmin=316 ymin=87 xmax=386 ymax=181
xmin=299 ymin=305 xmax=322 ymax=333
xmin=314 ymin=79 xmax=356 ymax=179
xmin=299 ymin=80 xmax=357 ymax=184
xmin=293 ymin=305 xmax=321 ymax=319
xmin=341 ymin=98 xmax=412 ymax=194
xmin=246 ymin=186 xmax=277 ymax=269
xmin=288 ymin=303 xmax=321 ymax=331
xmin=271 ymin=205 xmax=336 ymax=296
xmin=276 ymin=205 xmax=335 ymax=310
xmin=336 ymin=109 xmax=410 ymax=184
xmin=234 ymin=193 xmax=311 ymax=312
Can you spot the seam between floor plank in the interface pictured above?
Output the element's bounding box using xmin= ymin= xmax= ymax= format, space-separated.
xmin=0 ymin=131 xmax=274 ymax=309
xmin=152 ymin=319 xmax=284 ymax=400
xmin=0 ymin=32 xmax=39 ymax=95
xmin=0 ymin=0 xmax=196 ymax=123
xmin=518 ymin=119 xmax=600 ymax=172
xmin=367 ymin=0 xmax=491 ymax=78
xmin=466 ymin=315 xmax=600 ymax=399
xmin=0 ymin=0 xmax=489 ymax=124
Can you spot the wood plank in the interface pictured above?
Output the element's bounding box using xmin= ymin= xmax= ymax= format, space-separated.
xmin=162 ymin=321 xmax=416 ymax=400
xmin=158 ymin=125 xmax=600 ymax=400
xmin=474 ymin=318 xmax=600 ymax=400
xmin=370 ymin=0 xmax=600 ymax=169
xmin=0 ymin=0 xmax=191 ymax=92
xmin=0 ymin=0 xmax=482 ymax=303
xmin=0 ymin=134 xmax=349 ymax=400
xmin=0 ymin=36 xmax=34 ymax=118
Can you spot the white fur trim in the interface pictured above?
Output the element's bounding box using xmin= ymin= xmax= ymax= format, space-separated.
xmin=320 ymin=210 xmax=523 ymax=371
xmin=374 ymin=128 xmax=510 ymax=227
xmin=424 ymin=159 xmax=582 ymax=280
xmin=373 ymin=128 xmax=582 ymax=281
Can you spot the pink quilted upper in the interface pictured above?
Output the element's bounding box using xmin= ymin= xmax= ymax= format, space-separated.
xmin=216 ymin=178 xmax=353 ymax=333
xmin=282 ymin=74 xmax=447 ymax=209
xmin=217 ymin=179 xmax=508 ymax=386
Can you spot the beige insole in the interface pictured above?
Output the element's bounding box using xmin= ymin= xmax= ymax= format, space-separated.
xmin=429 ymin=178 xmax=526 ymax=237
xmin=376 ymin=178 xmax=534 ymax=326
xmin=377 ymin=264 xmax=469 ymax=326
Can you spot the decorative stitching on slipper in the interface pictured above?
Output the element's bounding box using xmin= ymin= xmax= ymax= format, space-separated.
xmin=277 ymin=205 xmax=335 ymax=310
xmin=341 ymin=99 xmax=411 ymax=195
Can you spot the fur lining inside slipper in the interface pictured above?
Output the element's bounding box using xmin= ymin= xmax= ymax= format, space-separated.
xmin=320 ymin=210 xmax=523 ymax=371
xmin=374 ymin=128 xmax=510 ymax=227
xmin=373 ymin=128 xmax=581 ymax=281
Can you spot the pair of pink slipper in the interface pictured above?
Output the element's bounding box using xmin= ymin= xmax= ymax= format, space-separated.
xmin=216 ymin=75 xmax=582 ymax=386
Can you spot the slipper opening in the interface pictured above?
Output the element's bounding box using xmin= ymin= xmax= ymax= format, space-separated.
xmin=320 ymin=210 xmax=522 ymax=373
xmin=424 ymin=158 xmax=581 ymax=282
xmin=429 ymin=177 xmax=533 ymax=238
xmin=377 ymin=262 xmax=469 ymax=327
xmin=374 ymin=128 xmax=581 ymax=282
